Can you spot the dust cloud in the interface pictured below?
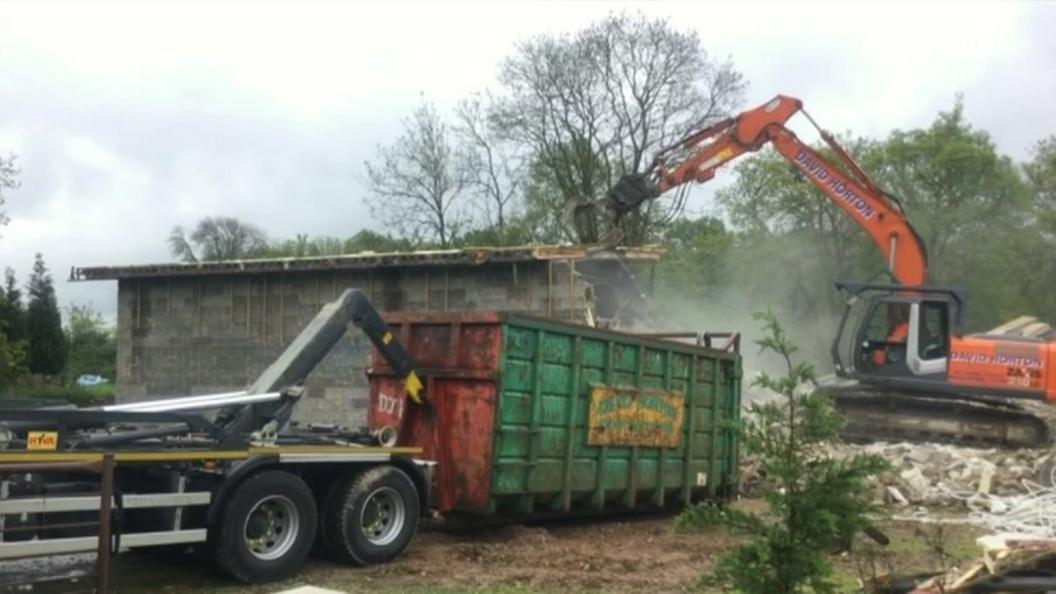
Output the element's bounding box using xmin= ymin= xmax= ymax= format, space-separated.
xmin=643 ymin=283 xmax=843 ymax=411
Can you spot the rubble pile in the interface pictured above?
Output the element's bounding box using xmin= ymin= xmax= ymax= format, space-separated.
xmin=740 ymin=441 xmax=1054 ymax=506
xmin=828 ymin=442 xmax=1053 ymax=506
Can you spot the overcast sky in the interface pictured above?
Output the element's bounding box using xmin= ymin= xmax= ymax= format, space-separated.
xmin=1 ymin=0 xmax=1054 ymax=318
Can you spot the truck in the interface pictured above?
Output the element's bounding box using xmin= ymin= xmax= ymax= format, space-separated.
xmin=0 ymin=289 xmax=432 ymax=585
xmin=0 ymin=289 xmax=745 ymax=588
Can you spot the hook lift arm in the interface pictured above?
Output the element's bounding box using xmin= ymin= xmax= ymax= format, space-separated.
xmin=221 ymin=288 xmax=424 ymax=436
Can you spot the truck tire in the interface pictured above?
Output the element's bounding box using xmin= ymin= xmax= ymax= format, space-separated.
xmin=319 ymin=466 xmax=418 ymax=565
xmin=213 ymin=470 xmax=317 ymax=583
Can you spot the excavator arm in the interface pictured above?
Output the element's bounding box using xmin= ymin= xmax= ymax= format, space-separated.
xmin=606 ymin=95 xmax=929 ymax=286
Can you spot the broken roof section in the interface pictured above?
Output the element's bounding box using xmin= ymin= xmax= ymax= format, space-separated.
xmin=71 ymin=244 xmax=665 ymax=281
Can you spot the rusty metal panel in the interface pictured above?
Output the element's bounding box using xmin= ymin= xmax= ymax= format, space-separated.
xmin=369 ymin=315 xmax=503 ymax=514
xmin=586 ymin=386 xmax=685 ymax=448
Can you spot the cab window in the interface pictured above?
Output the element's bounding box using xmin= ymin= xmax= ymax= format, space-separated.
xmin=918 ymin=301 xmax=949 ymax=361
xmin=864 ymin=303 xmax=910 ymax=343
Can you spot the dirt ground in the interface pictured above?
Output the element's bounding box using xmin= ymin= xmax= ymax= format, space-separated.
xmin=2 ymin=507 xmax=985 ymax=594
xmin=114 ymin=513 xmax=726 ymax=594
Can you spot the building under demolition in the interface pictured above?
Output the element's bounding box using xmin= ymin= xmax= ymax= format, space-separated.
xmin=73 ymin=245 xmax=662 ymax=426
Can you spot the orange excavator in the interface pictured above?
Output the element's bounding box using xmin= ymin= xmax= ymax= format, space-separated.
xmin=603 ymin=95 xmax=1056 ymax=447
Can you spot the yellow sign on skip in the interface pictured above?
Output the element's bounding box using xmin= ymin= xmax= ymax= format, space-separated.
xmin=587 ymin=386 xmax=685 ymax=448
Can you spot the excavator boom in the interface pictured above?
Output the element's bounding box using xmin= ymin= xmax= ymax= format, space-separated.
xmin=607 ymin=94 xmax=1055 ymax=447
xmin=607 ymin=95 xmax=928 ymax=286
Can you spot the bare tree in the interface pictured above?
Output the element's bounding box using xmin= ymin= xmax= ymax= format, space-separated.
xmin=454 ymin=94 xmax=524 ymax=236
xmin=363 ymin=102 xmax=467 ymax=248
xmin=493 ymin=34 xmax=611 ymax=242
xmin=168 ymin=216 xmax=268 ymax=262
xmin=0 ymin=153 xmax=20 ymax=232
xmin=492 ymin=13 xmax=745 ymax=243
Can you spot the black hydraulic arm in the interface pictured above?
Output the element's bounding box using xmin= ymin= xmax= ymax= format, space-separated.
xmin=345 ymin=290 xmax=423 ymax=402
xmin=222 ymin=289 xmax=423 ymax=436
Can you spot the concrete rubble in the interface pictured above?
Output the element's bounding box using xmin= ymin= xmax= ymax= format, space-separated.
xmin=740 ymin=440 xmax=1054 ymax=507
xmin=751 ymin=440 xmax=1056 ymax=592
xmin=825 ymin=442 xmax=1053 ymax=507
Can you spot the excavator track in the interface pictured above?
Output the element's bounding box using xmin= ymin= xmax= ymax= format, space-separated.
xmin=821 ymin=383 xmax=1052 ymax=449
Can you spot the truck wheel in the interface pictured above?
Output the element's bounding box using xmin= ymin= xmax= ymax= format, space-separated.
xmin=319 ymin=466 xmax=419 ymax=565
xmin=214 ymin=470 xmax=317 ymax=583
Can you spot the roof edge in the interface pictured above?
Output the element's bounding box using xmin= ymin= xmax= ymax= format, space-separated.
xmin=72 ymin=244 xmax=665 ymax=281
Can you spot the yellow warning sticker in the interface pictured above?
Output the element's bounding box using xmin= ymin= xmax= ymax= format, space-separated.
xmin=27 ymin=431 xmax=59 ymax=451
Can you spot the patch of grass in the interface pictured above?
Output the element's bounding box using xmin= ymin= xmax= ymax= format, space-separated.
xmin=885 ymin=524 xmax=979 ymax=564
xmin=2 ymin=383 xmax=114 ymax=406
xmin=674 ymin=502 xmax=726 ymax=532
xmin=831 ymin=520 xmax=985 ymax=593
xmin=827 ymin=571 xmax=862 ymax=593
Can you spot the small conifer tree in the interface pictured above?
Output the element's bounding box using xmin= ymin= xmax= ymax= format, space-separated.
xmin=700 ymin=310 xmax=887 ymax=594
xmin=26 ymin=254 xmax=67 ymax=376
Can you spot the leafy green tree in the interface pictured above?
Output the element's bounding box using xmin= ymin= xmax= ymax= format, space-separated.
xmin=693 ymin=311 xmax=886 ymax=594
xmin=875 ymin=100 xmax=1031 ymax=327
xmin=341 ymin=230 xmax=419 ymax=253
xmin=25 ymin=254 xmax=67 ymax=376
xmin=0 ymin=268 xmax=28 ymax=387
xmin=264 ymin=233 xmax=338 ymax=258
xmin=168 ymin=216 xmax=269 ymax=262
xmin=653 ymin=216 xmax=732 ymax=301
xmin=0 ymin=330 xmax=27 ymax=388
xmin=714 ymin=137 xmax=887 ymax=325
xmin=1018 ymin=135 xmax=1056 ymax=319
xmin=518 ymin=143 xmax=605 ymax=244
xmin=718 ymin=137 xmax=886 ymax=280
xmin=64 ymin=304 xmax=116 ymax=382
xmin=880 ymin=100 xmax=1029 ymax=268
xmin=453 ymin=221 xmax=535 ymax=248
xmin=1027 ymin=135 xmax=1056 ymax=228
xmin=262 ymin=230 xmax=420 ymax=258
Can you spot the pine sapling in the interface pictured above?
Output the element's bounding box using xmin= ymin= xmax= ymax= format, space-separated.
xmin=698 ymin=310 xmax=888 ymax=594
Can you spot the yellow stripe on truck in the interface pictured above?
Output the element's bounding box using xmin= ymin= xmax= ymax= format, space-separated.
xmin=0 ymin=446 xmax=423 ymax=466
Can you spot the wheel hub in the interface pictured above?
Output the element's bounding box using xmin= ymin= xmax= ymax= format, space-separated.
xmin=243 ymin=495 xmax=299 ymax=561
xmin=359 ymin=486 xmax=406 ymax=547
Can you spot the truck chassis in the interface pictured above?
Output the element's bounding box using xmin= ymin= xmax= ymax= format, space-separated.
xmin=0 ymin=289 xmax=433 ymax=586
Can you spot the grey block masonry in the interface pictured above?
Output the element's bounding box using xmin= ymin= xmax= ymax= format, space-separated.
xmin=113 ymin=260 xmax=636 ymax=427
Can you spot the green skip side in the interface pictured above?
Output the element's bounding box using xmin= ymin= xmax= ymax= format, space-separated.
xmin=491 ymin=315 xmax=742 ymax=516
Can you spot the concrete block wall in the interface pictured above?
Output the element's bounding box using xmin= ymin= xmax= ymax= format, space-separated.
xmin=115 ymin=260 xmax=598 ymax=427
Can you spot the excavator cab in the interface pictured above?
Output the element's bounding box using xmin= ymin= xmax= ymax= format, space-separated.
xmin=832 ymin=282 xmax=964 ymax=385
xmin=828 ymin=282 xmax=1054 ymax=447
